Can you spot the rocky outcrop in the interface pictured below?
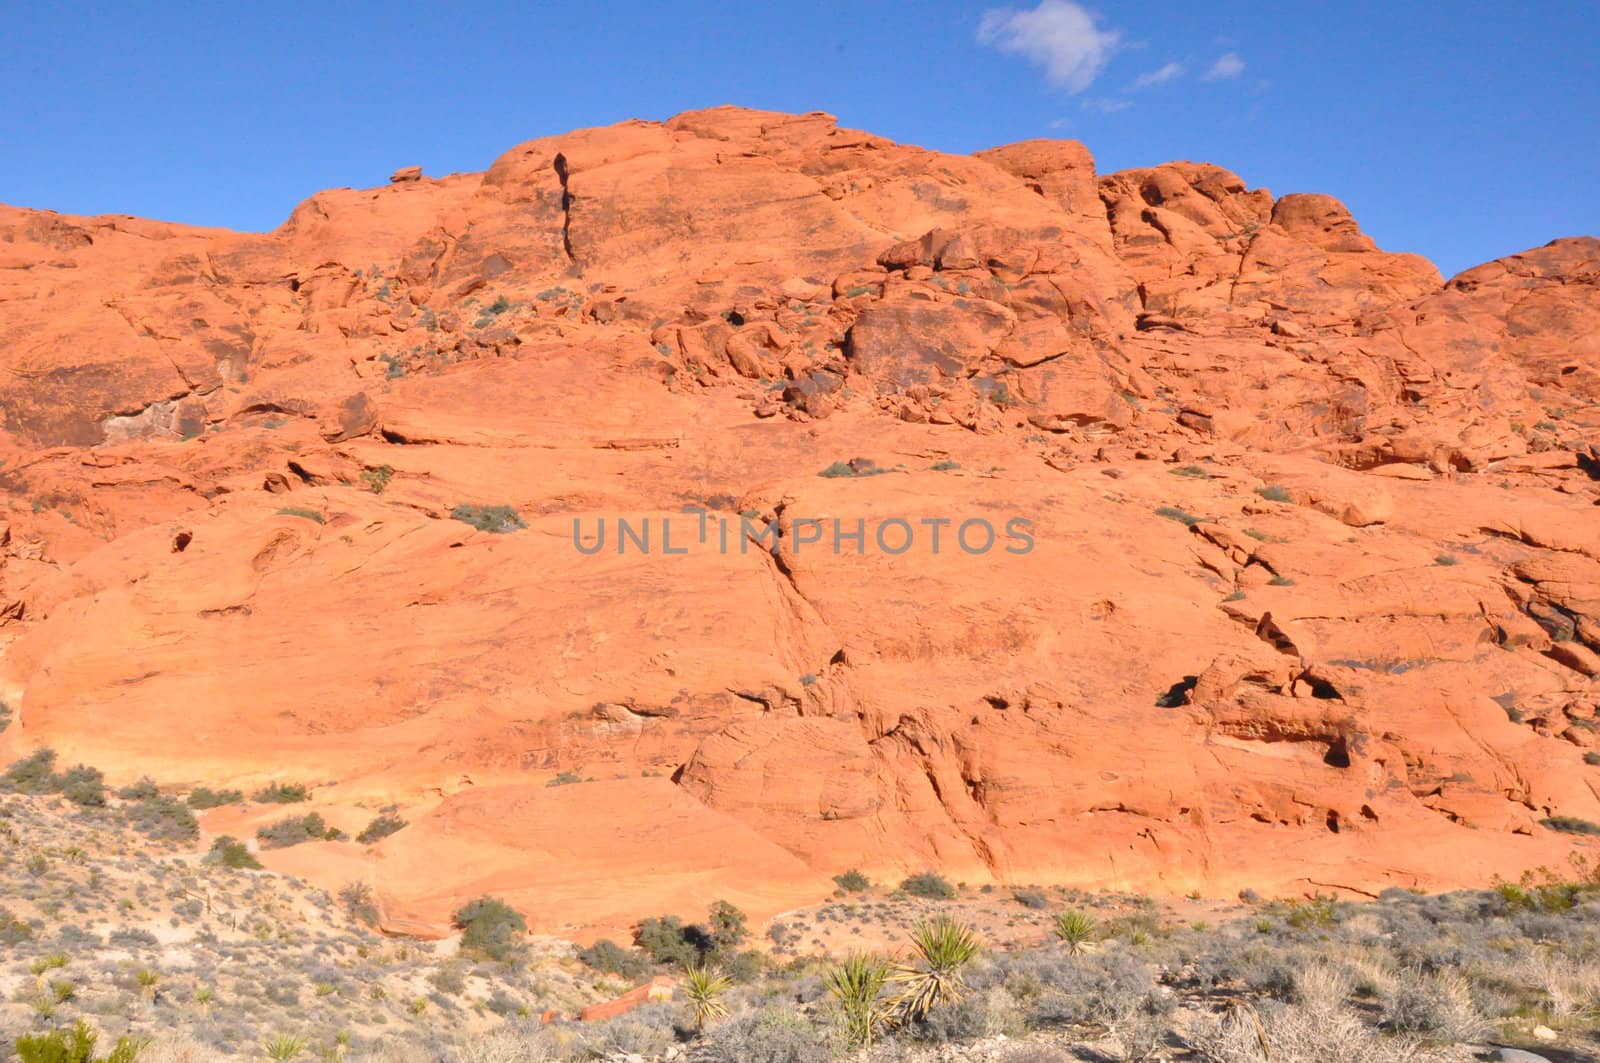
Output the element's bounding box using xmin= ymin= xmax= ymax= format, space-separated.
xmin=0 ymin=107 xmax=1595 ymax=939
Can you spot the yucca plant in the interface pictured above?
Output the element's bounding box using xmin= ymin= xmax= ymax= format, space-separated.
xmin=886 ymin=915 xmax=981 ymax=1024
xmin=824 ymin=952 xmax=891 ymax=1048
xmin=262 ymin=1033 xmax=306 ymax=1061
xmin=1054 ymin=909 xmax=1098 ymax=954
xmin=683 ymin=963 xmax=732 ymax=1029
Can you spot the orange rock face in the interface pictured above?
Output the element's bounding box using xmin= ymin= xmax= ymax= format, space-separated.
xmin=0 ymin=107 xmax=1597 ymax=939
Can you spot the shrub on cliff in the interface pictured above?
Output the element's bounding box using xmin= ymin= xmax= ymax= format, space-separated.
xmin=451 ymin=504 xmax=525 ymax=534
xmin=252 ymin=782 xmax=309 ymax=804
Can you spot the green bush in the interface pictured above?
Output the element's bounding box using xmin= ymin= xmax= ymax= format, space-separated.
xmin=454 ymin=896 xmax=528 ymax=963
xmin=0 ymin=751 xmax=109 ymax=807
xmin=257 ymin=813 xmax=343 ymax=848
xmin=900 ymin=872 xmax=957 ymax=900
xmin=276 ymin=506 xmax=324 ymax=524
xmin=833 ymin=869 xmax=871 ymax=892
xmin=187 ymin=786 xmax=244 ymax=809
xmin=707 ymin=900 xmax=749 ymax=953
xmin=361 ymin=464 xmax=394 ymax=494
xmin=1256 ymin=485 xmax=1292 ymax=503
xmin=207 ymin=836 xmax=261 ymax=870
xmin=1 ymin=749 xmax=59 ymax=794
xmin=635 ymin=915 xmax=709 ymax=967
xmin=451 ymin=504 xmax=525 ymax=533
xmin=252 ymin=782 xmax=310 ymax=804
xmin=116 ymin=777 xmax=159 ymax=801
xmin=1012 ymin=887 xmax=1050 ymax=909
xmin=1155 ymin=506 xmax=1201 ymax=527
xmin=339 ymin=882 xmax=380 ymax=926
xmin=356 ymin=814 xmax=407 ymax=844
xmin=579 ymin=938 xmax=653 ymax=981
xmin=15 ymin=1020 xmax=143 ymax=1063
xmin=123 ymin=794 xmax=199 ymax=842
xmin=55 ymin=765 xmax=106 ymax=808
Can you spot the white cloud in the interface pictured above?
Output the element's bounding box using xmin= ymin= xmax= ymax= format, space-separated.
xmin=1081 ymin=97 xmax=1132 ymax=114
xmin=978 ymin=0 xmax=1121 ymax=94
xmin=1203 ymin=52 xmax=1246 ymax=80
xmin=1132 ymin=61 xmax=1185 ymax=89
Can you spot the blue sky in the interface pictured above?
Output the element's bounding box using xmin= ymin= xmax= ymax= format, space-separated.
xmin=2 ymin=2 xmax=1595 ymax=277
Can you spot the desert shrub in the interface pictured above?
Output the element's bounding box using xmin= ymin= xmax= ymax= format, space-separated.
xmin=0 ymin=907 xmax=34 ymax=945
xmin=2 ymin=748 xmax=59 ymax=793
xmin=56 ymin=765 xmax=106 ymax=807
xmin=116 ymin=777 xmax=159 ymax=801
xmin=833 ymin=869 xmax=870 ymax=892
xmin=451 ymin=504 xmax=525 ymax=533
xmin=454 ymin=1026 xmax=561 ymax=1063
xmin=900 ymin=871 xmax=956 ymax=900
xmin=339 ymin=882 xmax=380 ymax=926
xmin=575 ymin=1001 xmax=678 ymax=1057
xmin=578 ymin=938 xmax=652 ymax=981
xmin=362 ymin=465 xmax=394 ymax=494
xmin=708 ymin=899 xmax=749 ymax=952
xmin=15 ymin=1020 xmax=143 ymax=1063
xmin=1256 ymin=485 xmax=1292 ymax=502
xmin=356 ymin=814 xmax=407 ymax=844
xmin=1020 ymin=949 xmax=1160 ymax=1028
xmin=454 ymin=896 xmax=527 ymax=963
xmin=1380 ymin=968 xmax=1488 ymax=1041
xmin=1190 ymin=1001 xmax=1418 ymax=1063
xmin=0 ymin=700 xmax=10 ymax=733
xmin=276 ymin=506 xmax=323 ymax=523
xmin=635 ymin=914 xmax=709 ymax=967
xmin=692 ymin=1005 xmax=842 ymax=1063
xmin=123 ymin=794 xmax=199 ymax=841
xmin=904 ymin=985 xmax=1026 ymax=1043
xmin=1012 ymin=888 xmax=1050 ymax=910
xmin=186 ymin=787 xmax=243 ymax=809
xmin=252 ymin=782 xmax=309 ymax=803
xmin=256 ymin=812 xmax=341 ymax=848
xmin=207 ymin=836 xmax=261 ymax=870
xmin=1155 ymin=505 xmax=1200 ymax=526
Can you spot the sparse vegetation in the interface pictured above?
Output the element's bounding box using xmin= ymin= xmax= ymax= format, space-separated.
xmin=899 ymin=871 xmax=956 ymax=900
xmin=186 ymin=786 xmax=244 ymax=809
xmin=361 ymin=464 xmax=394 ymax=494
xmin=453 ymin=895 xmax=528 ymax=963
xmin=450 ymin=503 xmax=526 ymax=533
xmin=275 ymin=506 xmax=324 ymax=524
xmin=1256 ymin=484 xmax=1293 ymax=502
xmin=833 ymin=869 xmax=870 ymax=892
xmin=256 ymin=812 xmax=343 ymax=848
xmin=252 ymin=782 xmax=309 ymax=803
xmin=355 ymin=813 xmax=406 ymax=844
xmin=1155 ymin=505 xmax=1201 ymax=526
xmin=207 ymin=835 xmax=261 ymax=869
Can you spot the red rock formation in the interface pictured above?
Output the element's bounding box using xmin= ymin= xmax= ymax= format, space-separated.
xmin=0 ymin=107 xmax=1596 ymax=939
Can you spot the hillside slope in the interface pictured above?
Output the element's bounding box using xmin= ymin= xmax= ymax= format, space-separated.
xmin=0 ymin=106 xmax=1596 ymax=938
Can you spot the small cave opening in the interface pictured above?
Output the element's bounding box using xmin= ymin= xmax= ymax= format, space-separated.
xmin=1323 ymin=738 xmax=1352 ymax=769
xmin=1326 ymin=810 xmax=1342 ymax=833
xmin=171 ymin=530 xmax=192 ymax=554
